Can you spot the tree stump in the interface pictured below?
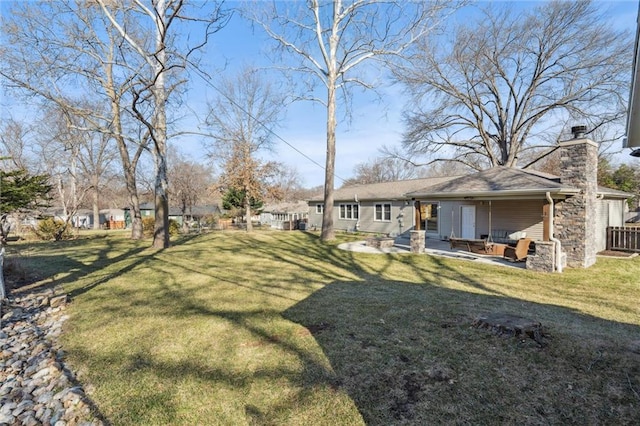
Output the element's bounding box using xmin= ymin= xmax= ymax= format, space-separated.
xmin=473 ymin=313 xmax=545 ymax=345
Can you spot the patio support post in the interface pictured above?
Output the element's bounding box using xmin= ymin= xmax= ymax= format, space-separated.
xmin=414 ymin=200 xmax=421 ymax=230
xmin=410 ymin=230 xmax=426 ymax=254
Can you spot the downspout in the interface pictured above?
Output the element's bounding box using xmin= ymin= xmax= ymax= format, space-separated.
xmin=546 ymin=192 xmax=563 ymax=273
xmin=354 ymin=194 xmax=360 ymax=232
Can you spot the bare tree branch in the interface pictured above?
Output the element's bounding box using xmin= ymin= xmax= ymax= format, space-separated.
xmin=248 ymin=0 xmax=462 ymax=241
xmin=396 ymin=1 xmax=632 ymax=170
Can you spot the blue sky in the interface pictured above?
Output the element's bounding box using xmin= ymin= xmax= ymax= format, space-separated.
xmin=175 ymin=4 xmax=410 ymax=188
xmin=1 ymin=1 xmax=638 ymax=188
xmin=174 ymin=0 xmax=638 ymax=188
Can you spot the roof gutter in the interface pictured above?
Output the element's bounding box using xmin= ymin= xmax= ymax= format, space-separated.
xmin=546 ymin=192 xmax=563 ymax=273
xmin=406 ymin=188 xmax=580 ymax=199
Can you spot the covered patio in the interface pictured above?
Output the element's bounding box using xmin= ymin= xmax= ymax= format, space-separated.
xmin=338 ymin=236 xmax=526 ymax=269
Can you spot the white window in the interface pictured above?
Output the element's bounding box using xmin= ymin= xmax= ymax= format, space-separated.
xmin=374 ymin=203 xmax=392 ymax=221
xmin=316 ymin=204 xmax=324 ymax=214
xmin=339 ymin=204 xmax=359 ymax=220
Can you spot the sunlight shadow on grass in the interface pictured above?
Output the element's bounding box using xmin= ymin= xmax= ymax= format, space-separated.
xmin=284 ymin=278 xmax=640 ymax=425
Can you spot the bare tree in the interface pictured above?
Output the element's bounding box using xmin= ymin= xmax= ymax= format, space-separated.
xmin=35 ymin=107 xmax=95 ymax=238
xmin=97 ymin=0 xmax=229 ymax=248
xmin=2 ymin=0 xmax=229 ymax=246
xmin=1 ymin=0 xmax=152 ymax=240
xmin=205 ymin=67 xmax=285 ymax=232
xmin=342 ymin=156 xmax=419 ymax=186
xmin=167 ymin=149 xmax=214 ymax=231
xmin=267 ymin=165 xmax=307 ymax=203
xmin=396 ymin=1 xmax=632 ymax=170
xmin=249 ymin=0 xmax=459 ymax=241
xmin=77 ymin=130 xmax=119 ymax=230
xmin=0 ymin=119 xmax=36 ymax=171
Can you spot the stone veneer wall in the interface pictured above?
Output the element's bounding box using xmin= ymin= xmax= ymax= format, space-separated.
xmin=554 ymin=139 xmax=598 ymax=268
xmin=526 ymin=241 xmax=555 ymax=272
xmin=410 ymin=230 xmax=425 ymax=254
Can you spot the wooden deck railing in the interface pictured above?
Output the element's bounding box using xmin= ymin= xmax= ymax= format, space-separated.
xmin=606 ymin=226 xmax=640 ymax=252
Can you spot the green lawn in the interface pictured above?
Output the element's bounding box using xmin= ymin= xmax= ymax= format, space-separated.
xmin=8 ymin=230 xmax=640 ymax=425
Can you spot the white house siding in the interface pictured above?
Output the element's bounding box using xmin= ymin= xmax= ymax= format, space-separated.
xmin=488 ymin=200 xmax=545 ymax=241
xmin=437 ymin=201 xmax=472 ymax=239
xmin=435 ymin=200 xmax=544 ymax=241
xmin=307 ymin=200 xmax=411 ymax=235
xmin=595 ymin=198 xmax=626 ymax=252
xmin=308 ymin=203 xmax=324 ymax=230
xmin=354 ymin=200 xmax=411 ymax=235
xmin=607 ymin=199 xmax=625 ymax=227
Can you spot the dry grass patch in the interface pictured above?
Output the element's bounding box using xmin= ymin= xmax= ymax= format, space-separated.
xmin=5 ymin=230 xmax=640 ymax=425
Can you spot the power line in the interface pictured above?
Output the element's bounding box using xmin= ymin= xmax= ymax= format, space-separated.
xmin=186 ymin=62 xmax=346 ymax=184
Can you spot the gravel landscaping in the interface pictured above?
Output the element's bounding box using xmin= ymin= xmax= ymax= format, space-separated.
xmin=1 ymin=290 xmax=102 ymax=426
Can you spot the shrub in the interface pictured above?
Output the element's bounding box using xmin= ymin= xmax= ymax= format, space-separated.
xmin=169 ymin=219 xmax=180 ymax=236
xmin=142 ymin=217 xmax=180 ymax=237
xmin=34 ymin=218 xmax=73 ymax=241
xmin=142 ymin=217 xmax=155 ymax=236
xmin=201 ymin=214 xmax=218 ymax=228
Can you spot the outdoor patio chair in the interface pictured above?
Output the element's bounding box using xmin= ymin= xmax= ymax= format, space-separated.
xmin=503 ymin=238 xmax=532 ymax=262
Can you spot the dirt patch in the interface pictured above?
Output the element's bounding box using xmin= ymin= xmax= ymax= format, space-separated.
xmin=3 ymin=256 xmax=42 ymax=292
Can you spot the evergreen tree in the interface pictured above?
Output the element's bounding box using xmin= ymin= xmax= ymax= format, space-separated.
xmin=0 ymin=167 xmax=51 ymax=299
xmin=1 ymin=169 xmax=51 ymax=218
xmin=597 ymin=160 xmax=640 ymax=209
xmin=222 ymin=187 xmax=263 ymax=221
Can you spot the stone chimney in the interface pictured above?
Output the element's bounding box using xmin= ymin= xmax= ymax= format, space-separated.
xmin=555 ymin=126 xmax=598 ymax=268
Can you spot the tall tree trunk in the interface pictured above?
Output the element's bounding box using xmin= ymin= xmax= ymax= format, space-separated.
xmin=153 ymin=163 xmax=170 ymax=248
xmin=245 ymin=195 xmax=253 ymax=233
xmin=92 ymin=174 xmax=100 ymax=230
xmin=152 ymin=0 xmax=170 ymax=249
xmin=106 ymin=63 xmax=143 ymax=239
xmin=115 ymin=133 xmax=143 ymax=239
xmin=321 ymin=75 xmax=337 ymax=242
xmin=128 ymin=187 xmax=143 ymax=239
xmin=57 ymin=175 xmax=67 ymax=218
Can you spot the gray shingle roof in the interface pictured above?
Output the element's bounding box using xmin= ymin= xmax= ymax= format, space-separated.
xmin=307 ymin=176 xmax=459 ymax=202
xmin=307 ymin=167 xmax=632 ymax=202
xmin=406 ymin=167 xmax=573 ymax=197
xmin=262 ymin=201 xmax=309 ymax=214
xmin=406 ymin=166 xmax=631 ymax=199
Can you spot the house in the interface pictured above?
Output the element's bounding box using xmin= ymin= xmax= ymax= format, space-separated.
xmin=406 ymin=166 xmax=628 ymax=253
xmin=309 ymin=129 xmax=631 ymax=271
xmin=307 ymin=176 xmax=458 ymax=235
xmin=134 ymin=202 xmax=222 ymax=227
xmin=260 ymin=201 xmax=309 ymax=230
xmin=100 ymin=208 xmax=126 ymax=229
xmin=626 ymin=209 xmax=640 ymax=223
xmin=409 ymin=129 xmax=630 ymax=270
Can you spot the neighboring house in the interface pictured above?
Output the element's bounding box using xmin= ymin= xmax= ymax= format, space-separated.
xmin=100 ymin=208 xmax=126 ymax=229
xmin=625 ymin=209 xmax=640 ymax=223
xmin=72 ymin=209 xmax=93 ymax=229
xmin=307 ymin=176 xmax=458 ymax=235
xmin=134 ymin=202 xmax=222 ymax=226
xmin=260 ymin=201 xmax=309 ymax=230
xmin=44 ymin=208 xmax=97 ymax=229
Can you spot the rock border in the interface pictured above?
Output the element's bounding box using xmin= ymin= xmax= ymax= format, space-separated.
xmin=1 ymin=290 xmax=103 ymax=426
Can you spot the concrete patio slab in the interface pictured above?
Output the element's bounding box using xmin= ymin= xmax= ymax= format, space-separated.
xmin=337 ymin=237 xmax=525 ymax=269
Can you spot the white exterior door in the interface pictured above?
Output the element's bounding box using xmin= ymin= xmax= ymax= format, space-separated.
xmin=461 ymin=205 xmax=476 ymax=239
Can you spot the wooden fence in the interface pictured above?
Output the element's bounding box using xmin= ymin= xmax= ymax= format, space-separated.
xmin=606 ymin=226 xmax=640 ymax=252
